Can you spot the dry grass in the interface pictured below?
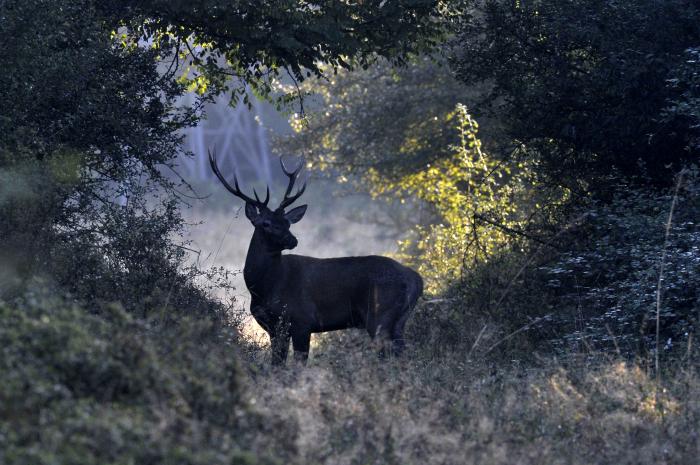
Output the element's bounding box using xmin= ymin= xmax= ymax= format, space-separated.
xmin=238 ymin=329 xmax=699 ymax=465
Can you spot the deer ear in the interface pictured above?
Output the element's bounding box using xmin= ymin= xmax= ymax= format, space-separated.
xmin=284 ymin=205 xmax=307 ymax=224
xmin=245 ymin=202 xmax=259 ymax=222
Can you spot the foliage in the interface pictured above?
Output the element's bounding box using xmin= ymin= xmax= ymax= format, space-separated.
xmin=48 ymin=192 xmax=239 ymax=318
xmin=375 ymin=105 xmax=545 ymax=293
xmin=0 ymin=0 xmax=198 ymax=302
xmin=1 ymin=0 xmax=445 ymax=301
xmin=451 ymin=0 xmax=700 ymax=193
xmin=3 ymin=0 xmax=700 ymax=463
xmin=0 ymin=0 xmax=195 ymax=190
xmin=0 ymin=291 xmax=290 ymax=465
xmin=277 ymin=57 xmax=563 ymax=292
xmin=98 ymin=0 xmax=446 ymax=108
xmin=273 ymin=2 xmax=700 ymax=359
xmin=541 ymin=172 xmax=700 ymax=355
xmin=661 ymin=47 xmax=700 ymax=154
xmin=276 ymin=55 xmax=468 ymax=180
xmin=279 ymin=68 xmax=563 ymax=293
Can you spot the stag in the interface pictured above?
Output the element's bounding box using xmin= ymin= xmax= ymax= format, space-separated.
xmin=210 ymin=151 xmax=423 ymax=364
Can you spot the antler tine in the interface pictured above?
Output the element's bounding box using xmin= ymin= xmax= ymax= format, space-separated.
xmin=253 ymin=186 xmax=270 ymax=206
xmin=209 ymin=149 xmax=268 ymax=207
xmin=278 ymin=156 xmax=307 ymax=211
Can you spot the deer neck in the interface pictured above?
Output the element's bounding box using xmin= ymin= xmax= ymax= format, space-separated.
xmin=243 ymin=228 xmax=282 ymax=299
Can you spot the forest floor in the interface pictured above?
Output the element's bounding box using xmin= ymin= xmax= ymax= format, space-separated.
xmin=240 ymin=328 xmax=700 ymax=465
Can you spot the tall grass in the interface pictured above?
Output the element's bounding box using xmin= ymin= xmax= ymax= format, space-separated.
xmin=234 ymin=303 xmax=699 ymax=465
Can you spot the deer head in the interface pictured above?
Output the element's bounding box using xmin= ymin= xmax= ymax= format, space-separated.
xmin=209 ymin=150 xmax=308 ymax=251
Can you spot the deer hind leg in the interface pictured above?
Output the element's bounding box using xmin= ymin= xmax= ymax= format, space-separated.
xmin=366 ymin=284 xmax=407 ymax=357
xmin=291 ymin=329 xmax=311 ymax=365
xmin=389 ymin=308 xmax=411 ymax=356
xmin=383 ymin=280 xmax=419 ymax=356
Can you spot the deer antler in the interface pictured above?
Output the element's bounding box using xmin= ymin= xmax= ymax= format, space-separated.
xmin=209 ymin=149 xmax=270 ymax=207
xmin=277 ymin=156 xmax=307 ymax=211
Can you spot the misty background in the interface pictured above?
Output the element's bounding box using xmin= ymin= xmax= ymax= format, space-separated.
xmin=174 ymin=92 xmax=402 ymax=337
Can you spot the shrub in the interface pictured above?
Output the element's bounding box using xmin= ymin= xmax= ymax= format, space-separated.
xmin=0 ymin=288 xmax=289 ymax=465
xmin=541 ymin=171 xmax=700 ymax=355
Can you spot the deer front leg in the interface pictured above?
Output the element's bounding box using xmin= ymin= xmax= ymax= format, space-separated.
xmin=265 ymin=309 xmax=292 ymax=366
xmin=270 ymin=333 xmax=290 ymax=366
xmin=291 ymin=329 xmax=311 ymax=364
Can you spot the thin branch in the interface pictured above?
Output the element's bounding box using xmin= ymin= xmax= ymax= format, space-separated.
xmin=491 ymin=211 xmax=591 ymax=321
xmin=164 ymin=164 xmax=210 ymax=201
xmin=473 ymin=213 xmax=556 ymax=248
xmin=285 ymin=66 xmax=306 ymax=117
xmin=655 ymin=169 xmax=685 ymax=381
xmin=482 ymin=313 xmax=553 ymax=356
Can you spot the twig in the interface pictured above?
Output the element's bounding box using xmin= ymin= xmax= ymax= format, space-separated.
xmin=285 ymin=66 xmax=306 ymax=117
xmin=212 ymin=206 xmax=241 ymax=264
xmin=492 ymin=211 xmax=590 ymax=314
xmin=482 ymin=314 xmax=552 ymax=355
xmin=468 ymin=324 xmax=488 ymax=358
xmin=471 ymin=212 xmax=590 ymax=356
xmin=422 ymin=298 xmax=454 ymax=304
xmin=605 ymin=323 xmax=621 ymax=356
xmin=473 ymin=213 xmax=557 ymax=248
xmin=655 ymin=169 xmax=685 ymax=381
xmin=173 ymin=243 xmax=202 ymax=255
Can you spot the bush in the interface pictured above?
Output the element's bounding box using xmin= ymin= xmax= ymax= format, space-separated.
xmin=0 ymin=288 xmax=289 ymax=465
xmin=452 ymin=0 xmax=700 ymax=192
xmin=540 ymin=171 xmax=700 ymax=355
xmin=398 ymin=169 xmax=700 ymax=361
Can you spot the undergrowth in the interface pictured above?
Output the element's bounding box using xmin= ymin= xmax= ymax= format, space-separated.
xmin=242 ymin=324 xmax=699 ymax=465
xmin=0 ymin=287 xmax=292 ymax=465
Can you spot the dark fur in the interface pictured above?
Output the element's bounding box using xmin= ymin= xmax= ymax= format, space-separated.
xmin=243 ymin=224 xmax=424 ymax=364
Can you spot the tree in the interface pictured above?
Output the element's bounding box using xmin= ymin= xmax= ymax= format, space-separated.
xmin=451 ymin=0 xmax=700 ymax=194
xmin=0 ymin=0 xmax=444 ymax=303
xmin=1 ymin=0 xmax=196 ymax=301
xmin=275 ymin=58 xmax=563 ymax=291
xmin=98 ymin=0 xmax=444 ymax=107
xmin=276 ymin=55 xmax=468 ymax=182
